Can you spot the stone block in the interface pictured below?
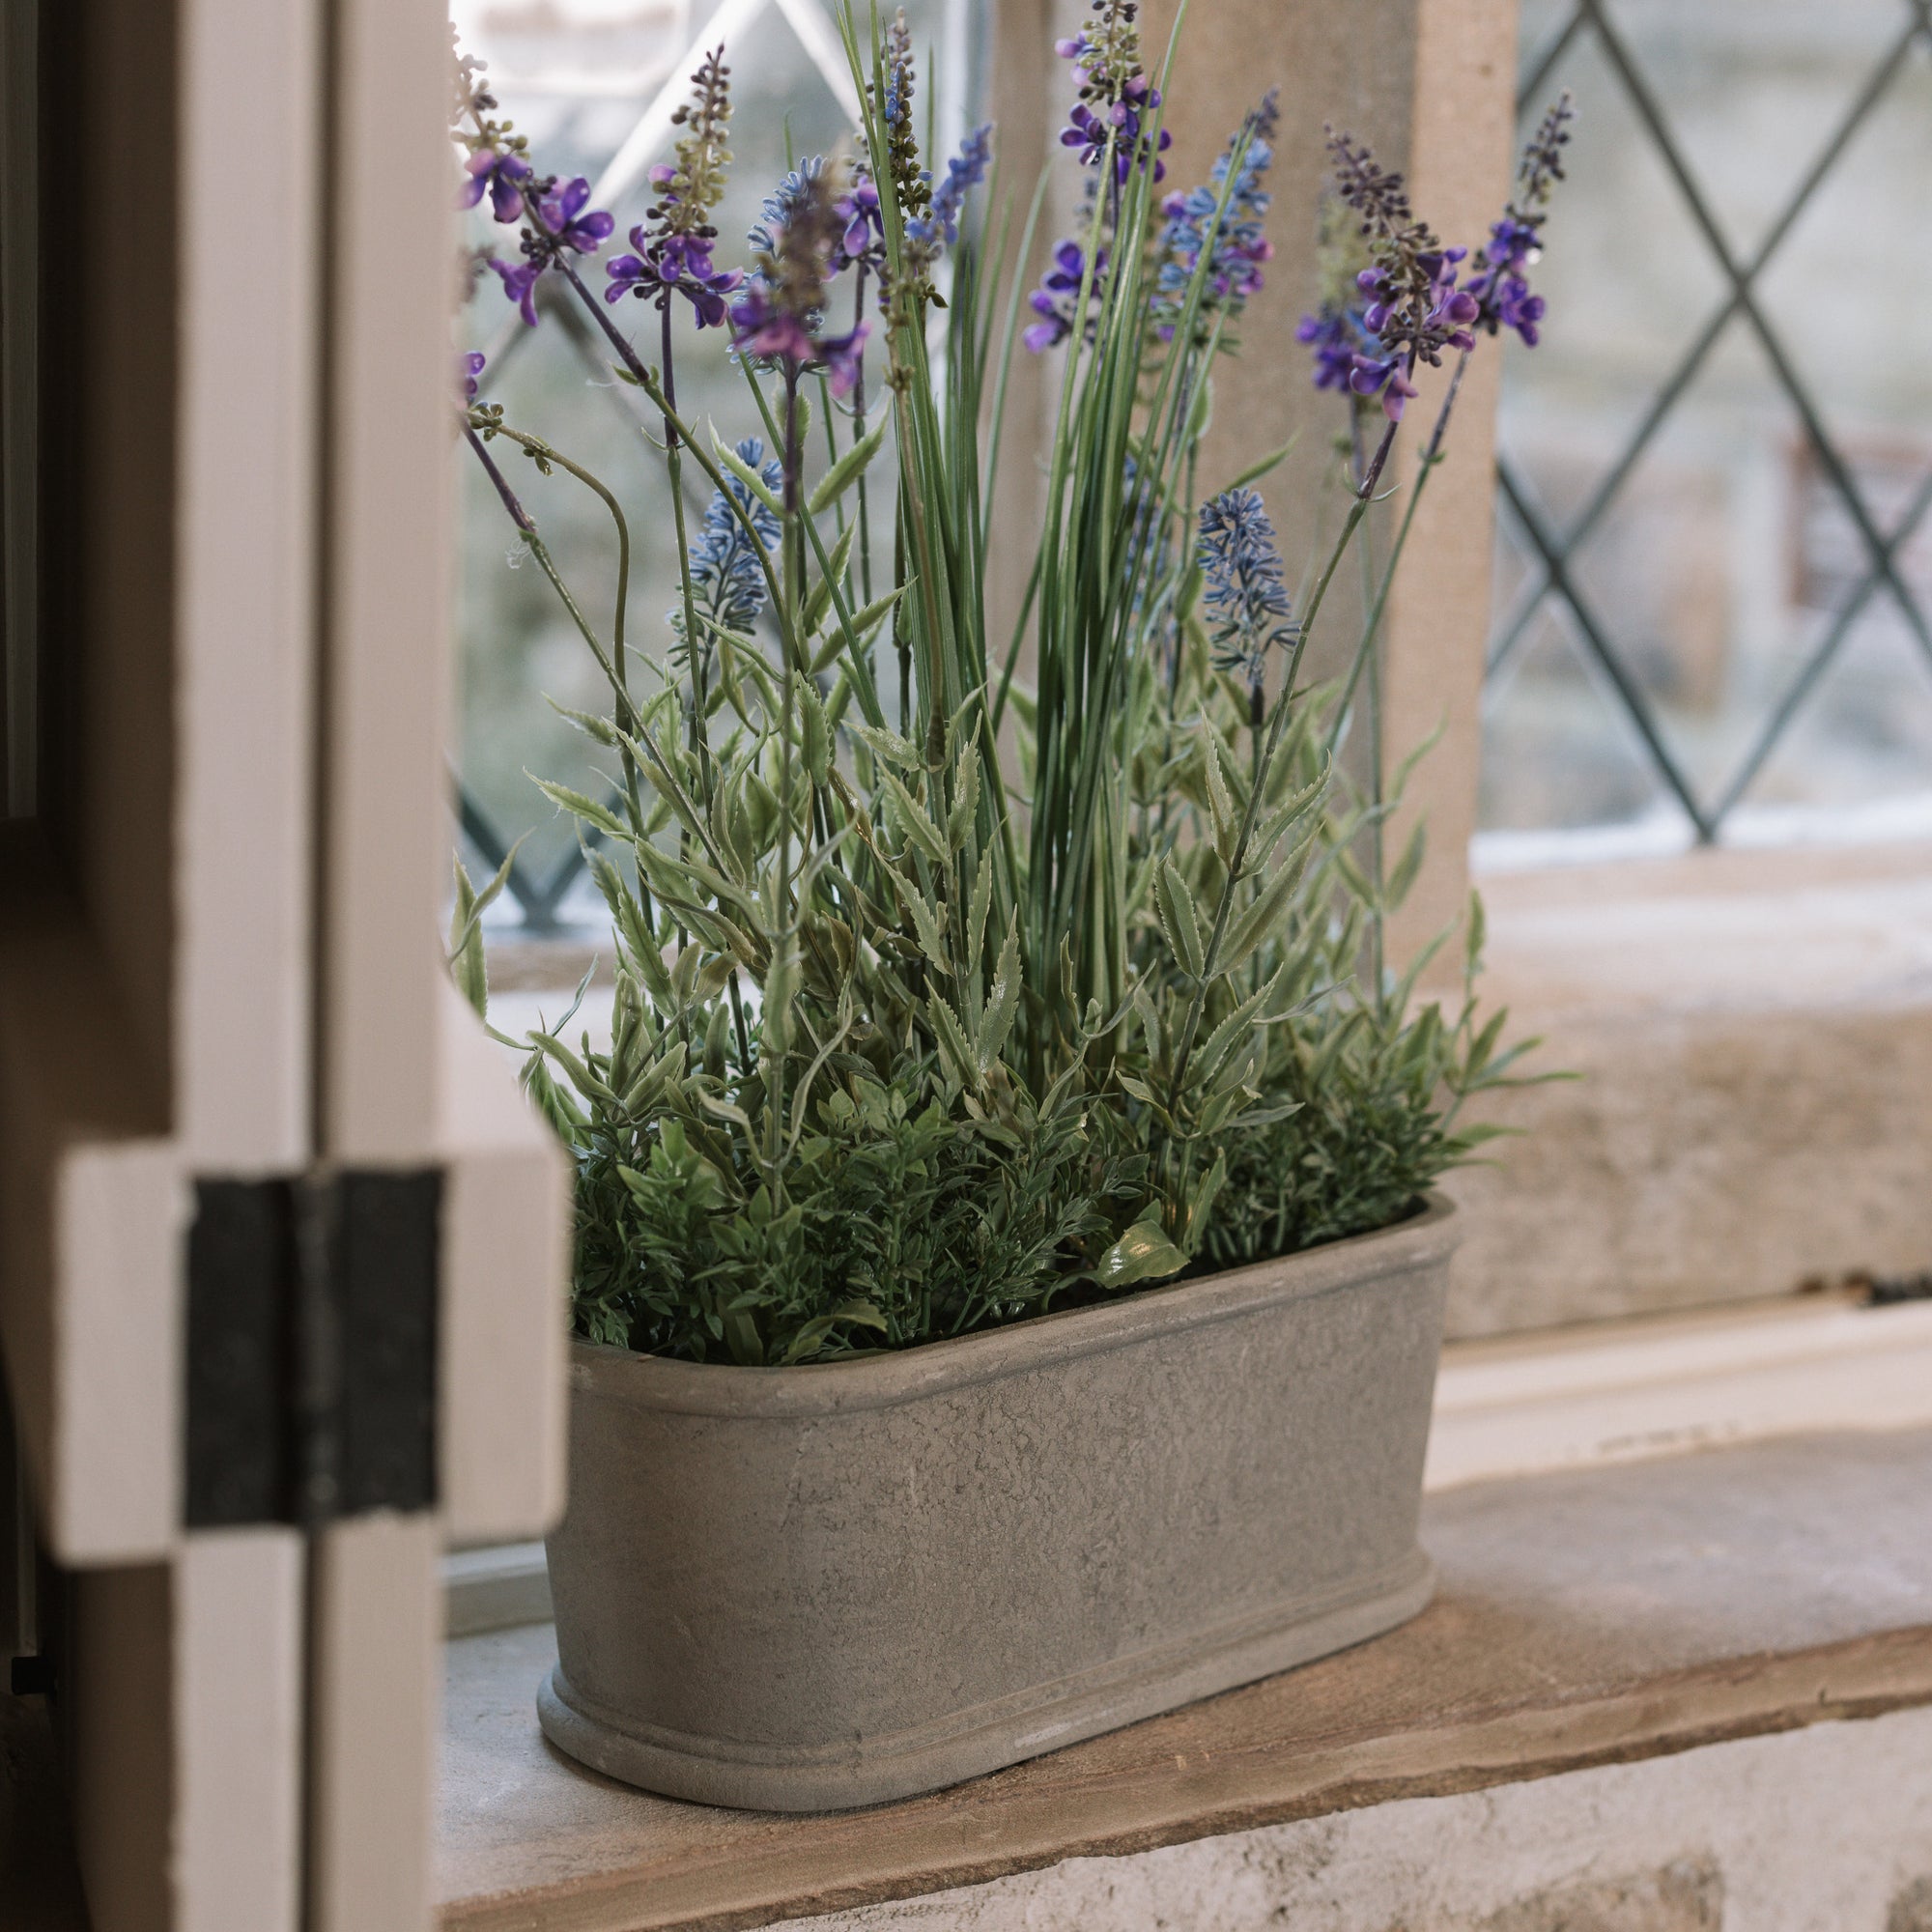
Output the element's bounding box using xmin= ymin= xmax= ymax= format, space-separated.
xmin=1445 ymin=844 xmax=1932 ymax=1336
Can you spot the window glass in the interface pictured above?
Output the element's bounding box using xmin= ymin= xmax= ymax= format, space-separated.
xmin=1483 ymin=0 xmax=1932 ymax=862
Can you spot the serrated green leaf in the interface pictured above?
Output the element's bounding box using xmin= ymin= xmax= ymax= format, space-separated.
xmin=800 ymin=519 xmax=856 ymax=635
xmin=1219 ymin=852 xmax=1307 ymax=977
xmin=882 ymin=862 xmax=952 ymax=976
xmin=946 ymin=747 xmax=980 ymax=853
xmin=797 ymin=673 xmax=832 ymax=783
xmin=976 ymin=918 xmax=1022 ymax=1075
xmin=966 ymin=857 xmax=994 ymax=966
xmin=1464 ymin=890 xmax=1488 ymax=980
xmin=1384 ymin=821 xmax=1426 ymax=910
xmin=1184 ymin=1149 xmax=1228 ymax=1241
xmin=760 ymin=945 xmax=798 ymax=1056
xmin=808 ymin=418 xmax=889 ymax=516
xmin=1154 ymin=858 xmax=1206 ymax=978
xmin=850 ymin=720 xmax=923 ymax=771
xmin=711 ymin=429 xmax=782 ymax=516
xmin=1224 ymin=435 xmax=1298 ymax=493
xmin=880 ymin=765 xmax=949 ymax=866
xmin=1204 ymin=738 xmax=1237 ymax=862
xmin=531 ymin=778 xmax=628 ymax=841
xmin=446 ymin=838 xmax=526 ymax=1018
xmin=544 ymin=696 xmax=620 ymax=747
xmin=927 ymin=989 xmax=978 ymax=1088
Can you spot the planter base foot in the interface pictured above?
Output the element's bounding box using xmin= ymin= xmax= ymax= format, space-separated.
xmin=536 ymin=1549 xmax=1436 ymax=1813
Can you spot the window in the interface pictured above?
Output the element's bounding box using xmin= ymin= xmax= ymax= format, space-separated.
xmin=1483 ymin=0 xmax=1932 ymax=861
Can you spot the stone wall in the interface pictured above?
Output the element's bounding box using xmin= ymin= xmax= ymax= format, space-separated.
xmin=781 ymin=1705 xmax=1932 ymax=1931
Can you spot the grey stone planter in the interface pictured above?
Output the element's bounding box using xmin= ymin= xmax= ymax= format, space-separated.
xmin=539 ymin=1194 xmax=1456 ymax=1811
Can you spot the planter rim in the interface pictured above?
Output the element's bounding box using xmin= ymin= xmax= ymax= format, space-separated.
xmin=571 ymin=1190 xmax=1457 ymax=1420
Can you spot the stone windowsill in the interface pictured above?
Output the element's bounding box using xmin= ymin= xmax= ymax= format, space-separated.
xmin=437 ymin=1427 xmax=1932 ymax=1932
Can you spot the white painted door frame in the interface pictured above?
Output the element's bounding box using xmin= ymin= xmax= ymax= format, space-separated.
xmin=0 ymin=0 xmax=569 ymax=1925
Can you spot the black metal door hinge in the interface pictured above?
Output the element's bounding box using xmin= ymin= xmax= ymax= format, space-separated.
xmin=185 ymin=1171 xmax=440 ymax=1530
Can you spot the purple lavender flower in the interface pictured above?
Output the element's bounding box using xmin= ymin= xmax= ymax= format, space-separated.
xmin=1060 ymin=81 xmax=1170 ymax=185
xmin=599 ymin=55 xmax=746 ymax=334
xmin=1484 ymin=215 xmax=1539 ymax=273
xmin=1060 ymin=103 xmax=1109 ymax=167
xmin=1348 ymin=354 xmax=1419 ymax=421
xmin=476 ymin=175 xmax=616 ymax=328
xmin=1295 ymin=306 xmax=1372 ymax=393
xmin=538 ymin=177 xmax=615 ymax=256
xmin=1055 ymin=0 xmax=1170 ymax=185
xmin=883 ymin=16 xmax=914 ymax=133
xmin=599 ymin=44 xmax=740 ymax=338
xmin=1150 ymin=96 xmax=1277 ymax=342
xmin=458 ymin=350 xmax=487 ymax=401
xmin=1322 ymin=128 xmax=1475 ymax=417
xmin=460 ymin=149 xmax=532 ymax=223
xmin=605 ymin=231 xmax=743 ymax=327
xmin=927 ymin=124 xmax=993 ymax=246
xmin=1493 ymin=277 xmax=1546 ymax=346
xmin=1463 ymin=96 xmax=1572 ymax=350
xmin=490 ymin=255 xmax=545 ymax=327
xmin=1022 ymin=239 xmax=1104 ymax=354
xmin=1461 ymin=263 xmax=1547 ymax=348
xmin=654 ymin=47 xmax=736 ymax=237
xmin=835 ymin=172 xmax=885 ymax=272
xmin=1363 ymin=247 xmax=1477 ymax=355
xmin=731 ymin=160 xmax=868 ymax=396
xmin=732 ymin=285 xmax=867 ymax=395
xmin=877 ymin=11 xmax=933 ymax=230
xmin=1197 ymin=487 xmax=1296 ymax=684
xmin=897 ymin=124 xmax=995 ymax=292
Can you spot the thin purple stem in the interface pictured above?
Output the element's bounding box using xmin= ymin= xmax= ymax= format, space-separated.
xmin=465 ymin=423 xmax=536 ymax=532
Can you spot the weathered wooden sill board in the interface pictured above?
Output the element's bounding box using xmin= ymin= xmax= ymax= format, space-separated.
xmin=438 ymin=1428 xmax=1932 ymax=1932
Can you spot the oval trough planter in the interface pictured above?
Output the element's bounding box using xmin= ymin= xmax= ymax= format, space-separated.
xmin=539 ymin=1192 xmax=1457 ymax=1811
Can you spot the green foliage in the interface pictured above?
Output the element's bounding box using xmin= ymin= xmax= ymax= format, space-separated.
xmin=567 ymin=1065 xmax=1145 ymax=1365
xmin=456 ymin=14 xmax=1554 ymax=1365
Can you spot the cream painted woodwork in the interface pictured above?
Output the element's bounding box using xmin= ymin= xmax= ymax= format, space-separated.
xmin=0 ymin=0 xmax=568 ymax=1923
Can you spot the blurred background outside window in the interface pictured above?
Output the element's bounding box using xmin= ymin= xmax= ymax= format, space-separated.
xmin=1484 ymin=0 xmax=1932 ymax=865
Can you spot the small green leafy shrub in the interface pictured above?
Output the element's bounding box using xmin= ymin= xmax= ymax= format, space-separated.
xmin=565 ymin=1067 xmax=1146 ymax=1362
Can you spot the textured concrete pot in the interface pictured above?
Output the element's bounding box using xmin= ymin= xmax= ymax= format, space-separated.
xmin=539 ymin=1193 xmax=1456 ymax=1811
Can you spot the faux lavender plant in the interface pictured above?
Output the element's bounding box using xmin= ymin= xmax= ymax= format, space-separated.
xmin=447 ymin=16 xmax=1564 ymax=1360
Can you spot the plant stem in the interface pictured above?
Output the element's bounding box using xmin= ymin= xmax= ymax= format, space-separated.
xmin=1167 ymin=415 xmax=1400 ymax=1106
xmin=660 ymin=298 xmax=713 ymax=797
xmin=852 ymin=268 xmax=875 ymax=606
xmin=768 ymin=365 xmax=805 ymax=1185
xmin=1324 ymin=348 xmax=1471 ymax=753
xmin=466 ymin=424 xmax=535 ymax=533
xmin=486 ymin=423 xmax=649 ymax=851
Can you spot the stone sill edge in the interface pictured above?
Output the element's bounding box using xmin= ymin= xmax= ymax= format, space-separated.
xmin=440 ymin=1627 xmax=1932 ymax=1932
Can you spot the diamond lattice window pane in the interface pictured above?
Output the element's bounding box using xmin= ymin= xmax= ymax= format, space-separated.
xmin=1484 ymin=0 xmax=1932 ymax=848
xmin=1481 ymin=596 xmax=1692 ymax=847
